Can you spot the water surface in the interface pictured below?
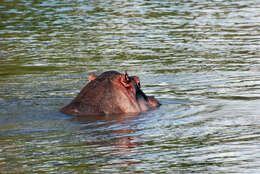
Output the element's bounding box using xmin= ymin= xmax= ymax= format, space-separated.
xmin=1 ymin=0 xmax=260 ymax=173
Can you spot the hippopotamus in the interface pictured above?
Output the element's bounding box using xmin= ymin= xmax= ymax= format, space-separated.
xmin=60 ymin=71 xmax=160 ymax=116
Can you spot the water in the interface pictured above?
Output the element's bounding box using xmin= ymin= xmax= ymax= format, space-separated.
xmin=1 ymin=0 xmax=260 ymax=173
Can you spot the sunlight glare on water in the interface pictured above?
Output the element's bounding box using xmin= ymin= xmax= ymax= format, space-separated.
xmin=0 ymin=0 xmax=260 ymax=173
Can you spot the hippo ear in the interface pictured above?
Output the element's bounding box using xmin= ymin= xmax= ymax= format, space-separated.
xmin=124 ymin=71 xmax=130 ymax=82
xmin=120 ymin=71 xmax=130 ymax=87
xmin=88 ymin=74 xmax=97 ymax=82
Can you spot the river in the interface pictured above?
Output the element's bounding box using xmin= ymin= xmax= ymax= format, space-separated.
xmin=0 ymin=0 xmax=260 ymax=173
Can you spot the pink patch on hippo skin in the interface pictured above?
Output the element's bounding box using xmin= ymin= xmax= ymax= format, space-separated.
xmin=73 ymin=108 xmax=79 ymax=113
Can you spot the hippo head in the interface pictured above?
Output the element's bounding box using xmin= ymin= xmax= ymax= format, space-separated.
xmin=60 ymin=71 xmax=160 ymax=116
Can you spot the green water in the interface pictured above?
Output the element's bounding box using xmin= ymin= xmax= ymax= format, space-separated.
xmin=1 ymin=0 xmax=260 ymax=173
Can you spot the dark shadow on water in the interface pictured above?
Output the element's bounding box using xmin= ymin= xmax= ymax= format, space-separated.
xmin=71 ymin=112 xmax=139 ymax=125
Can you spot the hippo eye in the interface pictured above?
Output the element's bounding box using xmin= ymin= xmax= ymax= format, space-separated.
xmin=132 ymin=76 xmax=141 ymax=88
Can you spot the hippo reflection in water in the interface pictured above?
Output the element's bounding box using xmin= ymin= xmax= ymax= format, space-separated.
xmin=60 ymin=71 xmax=160 ymax=116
